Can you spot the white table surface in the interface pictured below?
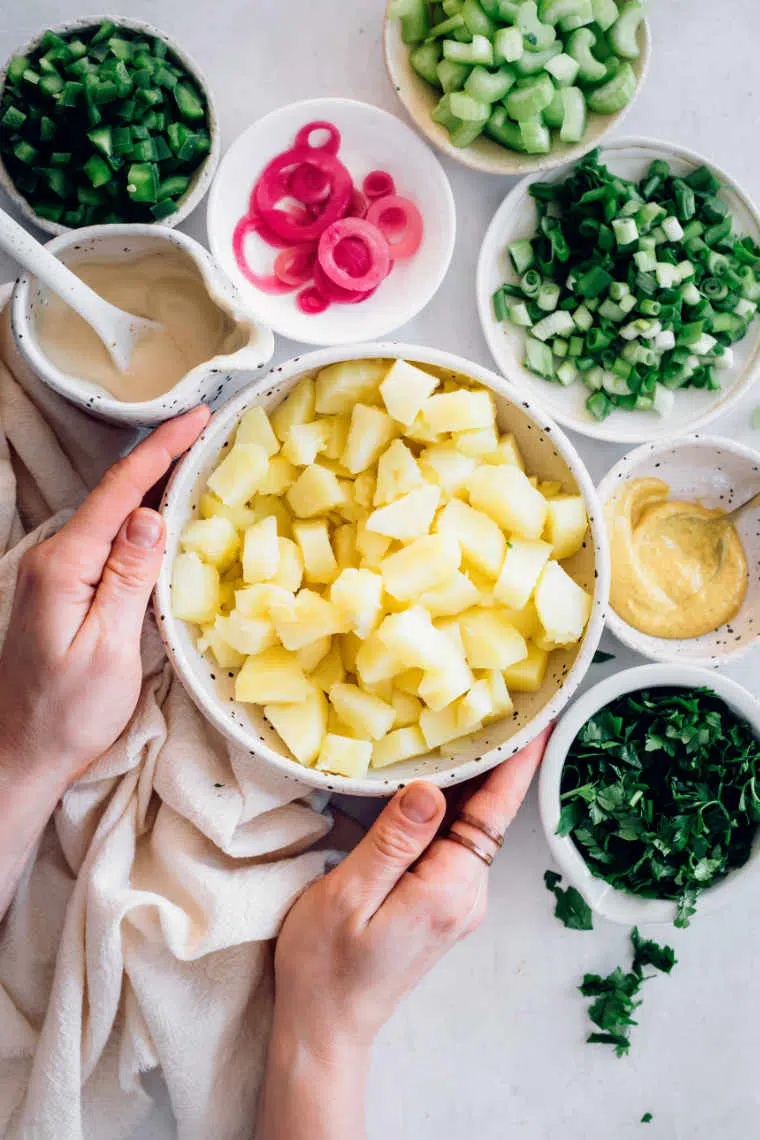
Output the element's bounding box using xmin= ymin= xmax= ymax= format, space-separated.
xmin=2 ymin=1 xmax=760 ymax=1137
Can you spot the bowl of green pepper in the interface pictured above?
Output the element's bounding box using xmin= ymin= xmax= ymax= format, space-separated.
xmin=0 ymin=16 xmax=220 ymax=234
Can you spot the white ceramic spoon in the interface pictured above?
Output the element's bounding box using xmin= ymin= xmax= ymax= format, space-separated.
xmin=0 ymin=206 xmax=160 ymax=372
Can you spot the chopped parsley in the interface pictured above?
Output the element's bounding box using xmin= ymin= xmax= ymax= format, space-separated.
xmin=580 ymin=927 xmax=676 ymax=1057
xmin=641 ymin=1114 xmax=653 ymax=1124
xmin=559 ymin=688 xmax=760 ymax=927
xmin=544 ymin=870 xmax=594 ymax=931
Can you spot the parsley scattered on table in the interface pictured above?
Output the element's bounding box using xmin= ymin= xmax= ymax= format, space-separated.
xmin=559 ymin=688 xmax=760 ymax=927
xmin=580 ymin=926 xmax=676 ymax=1057
xmin=543 ymin=870 xmax=594 ymax=931
xmin=641 ymin=1114 xmax=653 ymax=1124
xmin=592 ymin=650 xmax=616 ymax=664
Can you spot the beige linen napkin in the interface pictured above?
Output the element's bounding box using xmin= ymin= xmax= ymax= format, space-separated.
xmin=0 ymin=291 xmax=332 ymax=1140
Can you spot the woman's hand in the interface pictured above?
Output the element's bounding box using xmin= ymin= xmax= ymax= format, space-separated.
xmin=256 ymin=729 xmax=549 ymax=1140
xmin=0 ymin=406 xmax=209 ymax=917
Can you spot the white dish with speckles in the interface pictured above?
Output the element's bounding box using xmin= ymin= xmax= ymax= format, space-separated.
xmin=597 ymin=435 xmax=760 ymax=668
xmin=156 ymin=342 xmax=610 ymax=797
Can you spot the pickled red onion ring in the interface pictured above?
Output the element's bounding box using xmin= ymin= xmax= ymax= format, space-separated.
xmin=318 ymin=218 xmax=391 ymax=293
xmin=366 ymin=195 xmax=423 ymax=260
xmin=288 ymin=162 xmax=331 ymax=205
xmin=274 ymin=245 xmax=317 ymax=287
xmin=297 ymin=285 xmax=330 ymax=314
xmin=347 ymin=188 xmax=369 ymax=218
xmin=233 ymin=217 xmax=296 ymax=294
xmin=312 ymin=261 xmax=377 ymax=305
xmin=246 ymin=204 xmax=312 ymax=249
xmin=294 ymin=121 xmax=341 ymax=155
xmin=363 ymin=170 xmax=396 ymax=200
xmin=255 ymin=146 xmax=353 ymax=243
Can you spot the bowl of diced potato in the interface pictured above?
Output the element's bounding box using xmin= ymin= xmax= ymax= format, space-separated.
xmin=156 ymin=344 xmax=610 ymax=795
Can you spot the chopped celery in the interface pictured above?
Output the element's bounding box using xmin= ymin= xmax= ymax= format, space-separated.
xmin=388 ymin=0 xmax=431 ymax=42
xmin=509 ymin=239 xmax=535 ymax=275
xmin=463 ymin=64 xmax=516 ymax=102
xmin=559 ymin=86 xmax=586 ymax=142
xmin=525 ymin=337 xmax=555 ymax=378
xmin=567 ymin=28 xmax=606 ymax=81
xmin=504 ymin=72 xmax=554 ymax=119
xmin=437 ymin=58 xmax=471 ymax=91
xmin=609 ymin=1 xmax=645 ymax=58
xmin=494 ymin=26 xmax=523 ymax=63
xmin=442 ymin=34 xmax=494 ymax=64
xmin=410 ymin=41 xmax=443 ymax=87
xmin=586 ymin=62 xmax=637 ymax=113
xmin=521 ymin=118 xmax=551 ymax=154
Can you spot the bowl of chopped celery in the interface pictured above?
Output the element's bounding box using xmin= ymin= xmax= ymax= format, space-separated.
xmin=477 ymin=139 xmax=760 ymax=443
xmin=0 ymin=16 xmax=219 ymax=234
xmin=383 ymin=0 xmax=650 ymax=176
xmin=539 ymin=664 xmax=760 ymax=927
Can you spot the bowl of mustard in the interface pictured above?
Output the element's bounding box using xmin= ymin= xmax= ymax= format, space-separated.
xmin=597 ymin=435 xmax=760 ymax=668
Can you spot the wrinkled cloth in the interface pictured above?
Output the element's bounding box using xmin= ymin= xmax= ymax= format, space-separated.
xmin=0 ymin=292 xmax=332 ymax=1140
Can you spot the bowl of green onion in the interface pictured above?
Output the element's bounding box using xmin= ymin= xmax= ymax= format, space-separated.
xmin=539 ymin=664 xmax=760 ymax=927
xmin=0 ymin=16 xmax=219 ymax=234
xmin=477 ymin=139 xmax=760 ymax=443
xmin=383 ymin=0 xmax=650 ymax=176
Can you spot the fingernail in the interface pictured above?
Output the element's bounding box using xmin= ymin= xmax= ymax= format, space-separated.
xmin=126 ymin=509 xmax=163 ymax=549
xmin=400 ymin=783 xmax=438 ymax=824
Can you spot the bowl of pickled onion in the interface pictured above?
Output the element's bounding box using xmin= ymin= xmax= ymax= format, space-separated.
xmin=206 ymin=98 xmax=456 ymax=345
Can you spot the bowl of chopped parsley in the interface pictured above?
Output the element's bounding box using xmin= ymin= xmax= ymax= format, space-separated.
xmin=539 ymin=663 xmax=760 ymax=927
xmin=0 ymin=16 xmax=219 ymax=233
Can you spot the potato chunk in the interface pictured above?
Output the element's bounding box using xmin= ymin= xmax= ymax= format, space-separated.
xmin=374 ymin=440 xmax=424 ymax=506
xmin=269 ymin=537 xmax=304 ymax=592
xmin=436 ymin=499 xmax=506 ymax=580
xmin=180 ymin=516 xmax=240 ymax=570
xmin=459 ymin=608 xmax=528 ymax=670
xmin=420 ymin=389 xmax=495 ymax=433
xmin=271 ymin=376 xmax=315 ymax=441
xmin=468 ymin=465 xmax=547 ymax=540
xmin=418 ymin=655 xmax=474 ymax=711
xmin=418 ymin=572 xmax=480 ymax=617
xmin=264 ymin=689 xmax=328 ymax=766
xmin=235 ymin=647 xmax=313 ymax=704
xmin=330 ymin=568 xmax=383 ymax=639
xmin=377 ymin=606 xmax=458 ymax=672
xmin=503 ymin=642 xmax=549 ymax=692
xmin=419 ymin=443 xmax=476 ymax=496
xmin=329 ymin=682 xmax=396 ymax=741
xmin=534 ymin=561 xmax=592 ymax=645
xmin=283 ymin=421 xmax=331 ymax=467
xmin=207 ymin=444 xmax=269 ymax=507
xmin=171 ymin=552 xmax=220 ymax=624
xmin=214 ymin=610 xmax=277 ymax=655
xmin=543 ymin=496 xmax=588 ymax=560
xmin=315 ymin=359 xmax=388 ymax=414
xmin=379 ymin=359 xmax=439 ymax=425
xmin=236 ymin=406 xmax=279 ymax=456
xmin=287 ymin=464 xmax=346 ymax=518
xmin=342 ymin=405 xmax=397 ymax=475
xmin=380 ymin=533 xmax=461 ymax=601
xmin=293 ymin=519 xmax=338 ymax=584
xmin=316 ymin=734 xmax=373 ymax=778
xmin=493 ymin=539 xmax=552 ymax=610
xmin=366 ymin=485 xmax=440 ymax=542
xmin=371 ymin=725 xmax=427 ymax=769
xmin=270 ymin=589 xmax=348 ymax=651
xmin=243 ymin=515 xmax=280 ymax=584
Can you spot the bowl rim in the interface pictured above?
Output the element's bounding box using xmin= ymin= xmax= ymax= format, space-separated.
xmin=597 ymin=433 xmax=760 ymax=669
xmin=0 ymin=14 xmax=220 ymax=235
xmin=382 ymin=5 xmax=650 ymax=177
xmin=205 ymin=95 xmax=457 ymax=346
xmin=9 ymin=222 xmax=275 ymax=418
xmin=155 ymin=340 xmax=611 ymax=798
xmin=538 ymin=662 xmax=760 ymax=926
xmin=476 ymin=135 xmax=760 ymax=444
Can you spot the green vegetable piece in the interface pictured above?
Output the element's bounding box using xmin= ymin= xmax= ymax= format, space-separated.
xmin=157 ymin=173 xmax=190 ymax=200
xmin=91 ymin=20 xmax=117 ymax=44
xmin=50 ymin=151 xmax=72 ymax=166
xmin=504 ymin=72 xmax=554 ymax=120
xmin=88 ymin=126 xmax=113 ymax=157
xmin=150 ymin=198 xmax=179 ymax=220
xmin=437 ymin=58 xmax=471 ymax=92
xmin=1 ymin=105 xmax=26 ymax=130
xmin=174 ymin=82 xmax=205 ymax=121
xmin=34 ymin=202 xmax=64 ymax=223
xmin=13 ymin=139 xmax=38 ymax=165
xmin=464 ymin=65 xmax=516 ymax=103
xmin=83 ymin=154 xmax=111 ymax=188
xmin=485 ymin=105 xmax=525 ymax=150
xmin=641 ymin=1114 xmax=653 ymax=1125
xmin=543 ymin=870 xmax=594 ymax=930
xmin=107 ymin=37 xmax=134 ymax=61
xmin=586 ymin=62 xmax=637 ymax=114
xmin=609 ymin=1 xmax=645 ymax=59
xmin=410 ymin=41 xmax=443 ymax=87
xmin=126 ymin=161 xmax=159 ymax=203
xmin=6 ymin=56 xmax=28 ymax=85
xmin=388 ymin=0 xmax=431 ymax=43
xmin=567 ymin=28 xmax=606 ymax=81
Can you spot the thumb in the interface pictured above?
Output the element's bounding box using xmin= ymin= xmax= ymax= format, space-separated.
xmin=89 ymin=508 xmax=166 ymax=638
xmin=331 ymin=781 xmax=446 ymax=920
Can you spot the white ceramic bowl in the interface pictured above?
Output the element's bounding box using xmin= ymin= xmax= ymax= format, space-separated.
xmin=477 ymin=138 xmax=760 ymax=444
xmin=156 ymin=342 xmax=610 ymax=797
xmin=539 ymin=663 xmax=760 ymax=926
xmin=0 ymin=16 xmax=220 ymax=235
xmin=382 ymin=6 xmax=650 ymax=177
xmin=206 ymin=98 xmax=456 ymax=346
xmin=10 ymin=224 xmax=274 ymax=427
xmin=597 ymin=434 xmax=760 ymax=668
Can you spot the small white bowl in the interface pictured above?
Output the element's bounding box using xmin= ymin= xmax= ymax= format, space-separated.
xmin=539 ymin=663 xmax=760 ymax=926
xmin=597 ymin=434 xmax=760 ymax=668
xmin=206 ymin=98 xmax=456 ymax=346
xmin=156 ymin=342 xmax=610 ymax=797
xmin=477 ymin=138 xmax=760 ymax=444
xmin=10 ymin=224 xmax=274 ymax=427
xmin=0 ymin=16 xmax=220 ymax=235
xmin=382 ymin=6 xmax=650 ymax=177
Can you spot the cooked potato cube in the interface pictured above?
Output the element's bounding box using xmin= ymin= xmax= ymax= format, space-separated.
xmin=499 ymin=598 xmax=540 ymax=641
xmin=543 ymin=496 xmax=588 ymax=560
xmin=366 ymin=485 xmax=440 ymax=543
xmin=334 ymin=523 xmax=359 ymax=570
xmin=236 ymin=406 xmax=279 ymax=456
xmin=214 ymin=610 xmax=278 ymax=656
xmin=394 ymin=668 xmax=424 ymax=696
xmin=271 ymin=376 xmax=316 ymax=441
xmin=283 ymin=420 xmax=331 ymax=467
xmin=197 ymin=624 xmax=246 ymax=669
xmin=405 ymin=415 xmax=443 ymax=445
xmin=355 ymin=634 xmax=402 ymax=685
xmin=270 ymin=589 xmax=348 ymax=651
xmin=390 ymin=689 xmax=423 ymax=728
xmin=342 ymin=405 xmax=397 ymax=475
xmin=242 ymin=516 xmax=280 ymax=584
xmin=250 ymin=496 xmax=294 ymax=539
xmin=534 ymin=561 xmax=592 ymax=645
xmin=420 ymin=389 xmax=495 ymax=434
xmin=503 ymin=642 xmax=549 ymax=692
xmin=315 ymin=359 xmax=388 ymax=414
xmin=297 ymin=636 xmax=332 ymax=673
xmin=480 ymin=669 xmax=514 ymax=718
xmin=329 ymin=682 xmax=396 ymax=740
xmin=484 ymin=432 xmax=525 ymax=469
xmin=352 ymin=471 xmax=376 ymax=509
xmin=494 ymin=539 xmax=552 ymax=610
xmin=379 ymin=359 xmax=439 ymax=425
xmin=293 ymin=519 xmax=338 ymax=584
xmin=235 ymin=647 xmax=313 ymax=704
xmin=453 ymin=425 xmax=499 ymax=458
xmin=265 ymin=688 xmax=327 ymax=766
xmin=320 ymin=414 xmax=352 ymax=461
xmin=377 ymin=606 xmax=458 ymax=672
xmin=199 ymin=492 xmax=258 ymax=532
xmin=539 ymin=481 xmax=564 ymax=499
xmin=419 ymin=655 xmax=474 ymax=711
xmin=459 ymin=608 xmax=528 ymax=670
xmin=269 ymin=537 xmax=304 ymax=592
xmin=311 ymin=643 xmax=346 ymax=691
xmin=180 ymin=516 xmax=240 ymax=570
xmin=171 ymin=552 xmax=220 ymax=624
xmin=355 ymin=521 xmax=392 ymax=568
xmin=419 ymin=444 xmax=476 ymax=496
xmin=457 ymin=680 xmax=494 ymax=730
xmin=257 ymin=456 xmax=298 ymax=496
xmin=436 ymin=499 xmax=506 ymax=580
xmin=372 ymin=725 xmax=427 ymax=769
xmin=468 ymin=466 xmax=547 ymax=540
xmin=316 ymin=734 xmax=373 ymax=778
xmin=287 ymin=464 xmax=347 ymax=518
xmin=361 ymin=678 xmax=394 ymax=702
xmin=207 ymin=444 xmax=269 ymax=507
xmin=381 ymin=532 xmax=461 ymax=600
xmin=374 ymin=440 xmax=424 ymax=506
xmin=330 ymin=568 xmax=383 ymax=639
xmin=235 ymin=583 xmax=294 ymax=619
xmin=418 ymin=572 xmax=480 ymax=617
xmin=419 ymin=705 xmax=472 ymax=750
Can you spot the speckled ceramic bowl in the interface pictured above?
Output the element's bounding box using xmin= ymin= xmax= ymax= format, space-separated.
xmin=0 ymin=15 xmax=220 ymax=235
xmin=597 ymin=435 xmax=760 ymax=668
xmin=10 ymin=223 xmax=274 ymax=426
xmin=156 ymin=342 xmax=610 ymax=797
